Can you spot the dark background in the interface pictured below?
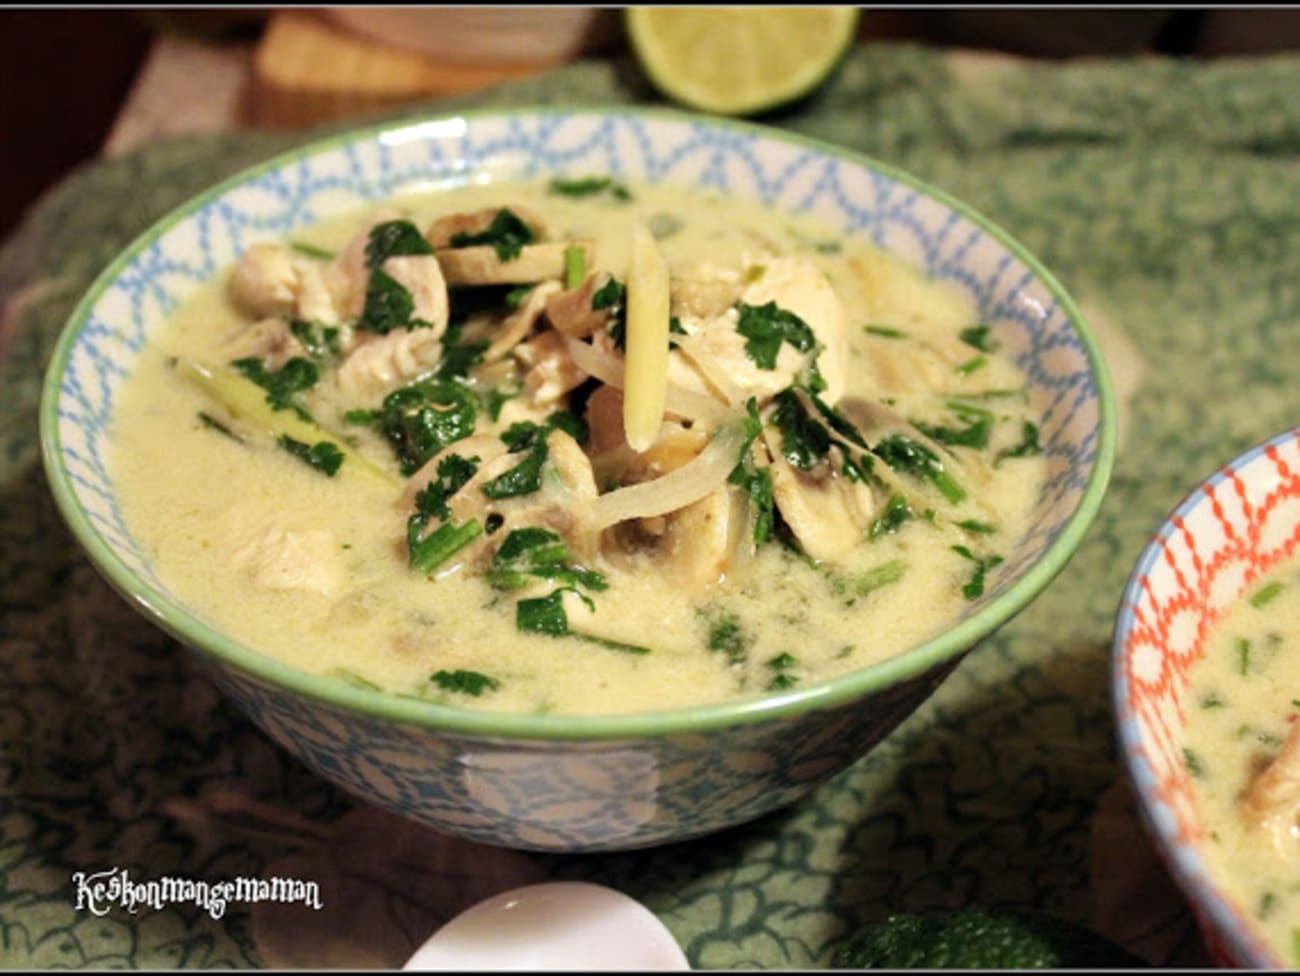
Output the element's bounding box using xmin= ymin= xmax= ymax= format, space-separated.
xmin=5 ymin=8 xmax=1300 ymax=245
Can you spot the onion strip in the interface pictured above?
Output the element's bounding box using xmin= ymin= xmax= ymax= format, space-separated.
xmin=589 ymin=420 xmax=747 ymax=530
xmin=560 ymin=333 xmax=728 ymax=428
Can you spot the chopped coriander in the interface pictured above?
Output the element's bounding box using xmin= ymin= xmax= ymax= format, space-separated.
xmin=766 ymin=653 xmax=800 ymax=689
xmin=1237 ymin=637 xmax=1252 ymax=676
xmin=435 ymin=323 xmax=489 ymax=381
xmin=869 ymin=494 xmax=913 ymax=539
xmin=231 ymin=356 xmax=319 ymax=419
xmin=517 ymin=589 xmax=569 ymax=636
xmin=358 ymin=266 xmax=419 ymax=334
xmin=545 ymin=408 xmax=589 ymax=444
xmin=365 ymin=219 xmax=433 ymax=267
xmin=959 ymin=325 xmax=999 ymax=352
xmin=409 ymin=519 xmax=483 ymax=575
xmin=874 ymin=435 xmax=966 ymax=504
xmin=736 ymin=301 xmax=817 ymax=370
xmin=727 ymin=398 xmax=775 ymax=546
xmin=288 ymin=319 xmax=341 ymax=359
xmin=1183 ymin=747 xmax=1206 ymax=779
xmin=448 ymin=208 xmax=535 ymax=262
xmin=487 ymin=527 xmax=607 ymax=593
xmin=1250 ymin=581 xmax=1285 ymax=608
xmin=504 ymin=284 xmax=533 ymax=309
xmin=278 ymin=435 xmax=344 ymax=477
xmin=952 ymin=545 xmax=1004 ymax=600
xmin=996 ymin=421 xmax=1043 ymax=465
xmin=368 ymin=379 xmax=479 ymax=476
xmin=431 ymin=669 xmax=500 ymax=697
xmin=481 ymin=437 xmax=548 ymax=500
xmin=197 ymin=411 xmax=242 ymax=442
xmin=955 ymin=354 xmax=988 ymax=376
xmin=573 ymin=632 xmax=651 ymax=655
xmin=830 ymin=560 xmax=906 ymax=605
xmin=771 ymin=389 xmax=831 ymax=470
xmin=547 ymin=176 xmax=632 ymax=201
xmin=706 ymin=611 xmax=750 ymax=665
xmin=768 ymin=652 xmax=797 ymax=671
xmin=955 ymin=519 xmax=997 ymax=535
xmin=413 ymin=453 xmax=479 ymax=522
xmin=1200 ymin=692 xmax=1226 ymax=709
xmin=913 ymin=401 xmax=993 ymax=450
xmin=593 ymin=276 xmax=628 ymax=349
xmin=768 ymin=673 xmax=798 ymax=691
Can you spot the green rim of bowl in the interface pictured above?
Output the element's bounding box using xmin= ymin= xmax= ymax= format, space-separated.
xmin=39 ymin=104 xmax=1117 ymax=742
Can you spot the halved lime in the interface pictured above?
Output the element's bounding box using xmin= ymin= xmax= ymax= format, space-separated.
xmin=626 ymin=7 xmax=860 ymax=117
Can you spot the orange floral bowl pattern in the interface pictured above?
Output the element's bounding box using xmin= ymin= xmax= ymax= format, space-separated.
xmin=1114 ymin=427 xmax=1300 ymax=969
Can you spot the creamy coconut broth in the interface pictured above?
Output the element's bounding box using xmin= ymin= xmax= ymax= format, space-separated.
xmin=109 ymin=177 xmax=1046 ymax=715
xmin=1183 ymin=558 xmax=1300 ymax=963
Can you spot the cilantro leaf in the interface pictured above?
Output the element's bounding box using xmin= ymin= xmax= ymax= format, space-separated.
xmin=413 ymin=453 xmax=480 ymax=522
xmin=365 ymin=219 xmax=434 ymax=268
xmin=547 ymin=176 xmax=633 ymax=201
xmin=736 ymin=301 xmax=816 ymax=370
xmin=430 ymin=669 xmax=500 ymax=697
xmin=873 ymin=434 xmax=966 ymax=504
xmin=996 ymin=421 xmax=1043 ymax=465
xmin=448 ymin=208 xmax=536 ymax=262
xmin=278 ymin=435 xmax=344 ymax=477
xmin=369 ymin=379 xmax=479 ymax=476
xmin=231 ymin=356 xmax=319 ymax=420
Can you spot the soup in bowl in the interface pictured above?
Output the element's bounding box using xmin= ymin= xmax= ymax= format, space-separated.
xmin=41 ymin=108 xmax=1114 ymax=851
xmin=1114 ymin=427 xmax=1300 ymax=967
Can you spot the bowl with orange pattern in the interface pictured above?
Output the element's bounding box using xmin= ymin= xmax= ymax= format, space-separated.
xmin=1114 ymin=427 xmax=1300 ymax=969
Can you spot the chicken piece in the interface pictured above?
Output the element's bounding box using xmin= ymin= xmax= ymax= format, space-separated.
xmin=232 ymin=525 xmax=344 ymax=597
xmin=485 ymin=280 xmax=562 ymax=362
xmin=545 ymin=273 xmax=611 ymax=339
xmin=670 ymin=264 xmax=743 ymax=319
xmin=515 ymin=330 xmax=589 ymax=406
xmin=326 ymin=209 xmax=405 ymax=319
xmin=333 ymin=254 xmax=450 ymax=403
xmin=740 ymin=256 xmax=849 ymax=403
xmin=334 ymin=327 xmax=444 ymax=404
xmin=227 ymin=244 xmax=346 ymax=326
xmin=228 ymin=243 xmax=298 ymax=318
xmin=436 ymin=240 xmax=595 ymax=287
xmin=381 ymin=254 xmax=449 ymax=332
xmin=1241 ymin=719 xmax=1300 ymax=860
xmin=425 ymin=205 xmax=547 ymax=250
xmin=761 ymin=426 xmax=874 ymax=563
xmin=221 ymin=316 xmax=306 ymax=369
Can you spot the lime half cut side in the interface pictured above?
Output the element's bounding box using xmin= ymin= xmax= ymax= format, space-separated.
xmin=626 ymin=7 xmax=860 ymax=117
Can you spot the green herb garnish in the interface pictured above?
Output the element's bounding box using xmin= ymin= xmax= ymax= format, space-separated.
xmin=365 ymin=219 xmax=434 ymax=267
xmin=865 ymin=324 xmax=906 ymax=338
xmin=1250 ymin=581 xmax=1285 ymax=608
xmin=997 ymin=421 xmax=1043 ymax=464
xmin=706 ymin=611 xmax=750 ymax=665
xmin=367 ymin=379 xmax=479 ymax=476
xmin=290 ymin=240 xmax=335 ymax=260
xmin=874 ymin=434 xmax=966 ymax=504
xmin=409 ymin=519 xmax=483 ymax=575
xmin=487 ymin=527 xmax=607 ymax=593
xmin=278 ymin=435 xmax=344 ymax=477
xmin=430 ymin=669 xmax=500 ymax=697
xmin=959 ymin=324 xmax=999 ymax=352
xmin=448 ymin=208 xmax=535 ymax=262
xmin=198 ymin=411 xmax=242 ymax=442
xmin=830 ymin=560 xmax=906 ymax=605
xmin=231 ymin=356 xmax=319 ymax=420
xmin=869 ymin=494 xmax=913 ymax=539
xmin=736 ymin=301 xmax=817 ymax=370
xmin=952 ymin=544 xmax=1004 ymax=600
xmin=547 ymin=176 xmax=632 ymax=201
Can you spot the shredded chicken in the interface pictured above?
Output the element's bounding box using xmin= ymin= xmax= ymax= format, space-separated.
xmin=1241 ymin=720 xmax=1300 ymax=860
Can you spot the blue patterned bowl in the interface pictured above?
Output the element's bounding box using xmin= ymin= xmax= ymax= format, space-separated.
xmin=39 ymin=108 xmax=1115 ymax=852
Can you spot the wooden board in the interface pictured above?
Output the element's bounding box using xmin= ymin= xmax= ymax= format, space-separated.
xmin=251 ymin=11 xmax=565 ymax=129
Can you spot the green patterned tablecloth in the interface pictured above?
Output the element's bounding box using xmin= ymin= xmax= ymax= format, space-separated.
xmin=5 ymin=43 xmax=1299 ymax=967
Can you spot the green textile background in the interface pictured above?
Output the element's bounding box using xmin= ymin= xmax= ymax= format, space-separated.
xmin=3 ymin=44 xmax=1296 ymax=966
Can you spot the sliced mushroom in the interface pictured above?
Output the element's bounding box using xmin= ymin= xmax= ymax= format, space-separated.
xmin=425 ymin=205 xmax=547 ymax=250
xmin=1241 ymin=720 xmax=1300 ymax=860
xmin=545 ymin=273 xmax=611 ymax=339
xmin=436 ymin=240 xmax=595 ymax=287
xmin=485 ymin=280 xmax=562 ymax=362
xmin=761 ymin=426 xmax=875 ymax=563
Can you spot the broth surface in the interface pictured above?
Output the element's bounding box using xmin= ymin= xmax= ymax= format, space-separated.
xmin=110 ymin=178 xmax=1046 ymax=715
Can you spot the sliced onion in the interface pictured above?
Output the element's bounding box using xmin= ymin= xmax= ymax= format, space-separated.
xmin=590 ymin=420 xmax=747 ymax=530
xmin=560 ymin=333 xmax=728 ymax=428
xmin=670 ymin=331 xmax=743 ymax=406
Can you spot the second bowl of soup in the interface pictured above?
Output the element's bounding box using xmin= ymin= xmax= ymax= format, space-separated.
xmin=42 ymin=108 xmax=1114 ymax=851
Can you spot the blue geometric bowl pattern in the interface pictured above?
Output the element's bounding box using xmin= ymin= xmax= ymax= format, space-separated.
xmin=40 ymin=108 xmax=1115 ymax=851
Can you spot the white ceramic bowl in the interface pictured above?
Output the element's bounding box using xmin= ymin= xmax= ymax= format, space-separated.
xmin=1114 ymin=427 xmax=1300 ymax=968
xmin=41 ymin=107 xmax=1115 ymax=852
